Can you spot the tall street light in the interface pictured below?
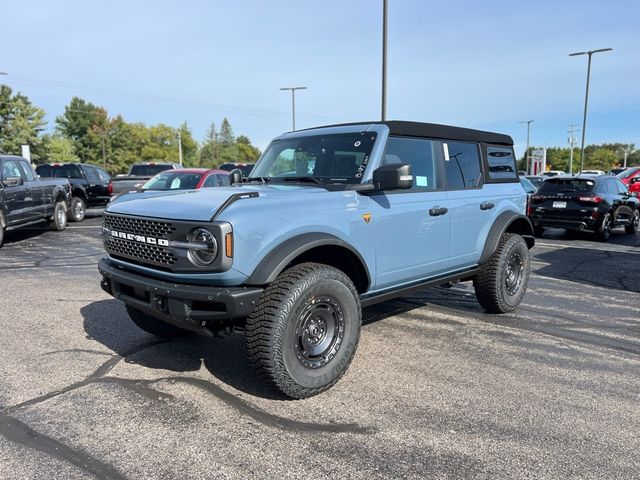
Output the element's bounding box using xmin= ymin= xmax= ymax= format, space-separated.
xmin=519 ymin=120 xmax=534 ymax=174
xmin=569 ymin=48 xmax=612 ymax=173
xmin=381 ymin=0 xmax=388 ymax=121
xmin=280 ymin=86 xmax=307 ymax=131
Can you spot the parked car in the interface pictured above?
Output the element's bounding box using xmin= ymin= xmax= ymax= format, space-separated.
xmin=541 ymin=170 xmax=565 ymax=177
xmin=617 ymin=166 xmax=640 ymax=195
xmin=108 ymin=162 xmax=183 ymax=198
xmin=608 ymin=167 xmax=628 ymax=176
xmin=98 ymin=120 xmax=534 ymax=398
xmin=581 ymin=169 xmax=606 ymax=175
xmin=218 ymin=162 xmax=255 ymax=177
xmin=1 ymin=155 xmax=70 ymax=247
xmin=524 ymin=175 xmax=544 ymax=190
xmin=35 ymin=163 xmax=111 ymax=222
xmin=110 ymin=169 xmax=230 ymax=202
xmin=528 ymin=175 xmax=640 ymax=241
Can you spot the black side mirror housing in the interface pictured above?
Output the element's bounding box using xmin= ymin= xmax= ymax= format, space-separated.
xmin=630 ymin=177 xmax=640 ymax=184
xmin=1 ymin=176 xmax=23 ymax=187
xmin=372 ymin=163 xmax=413 ymax=190
xmin=229 ymin=169 xmax=243 ymax=185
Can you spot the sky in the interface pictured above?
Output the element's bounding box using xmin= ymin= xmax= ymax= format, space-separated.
xmin=1 ymin=0 xmax=639 ymax=157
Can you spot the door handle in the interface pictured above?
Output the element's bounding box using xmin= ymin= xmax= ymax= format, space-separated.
xmin=429 ymin=207 xmax=448 ymax=216
xmin=480 ymin=202 xmax=495 ymax=210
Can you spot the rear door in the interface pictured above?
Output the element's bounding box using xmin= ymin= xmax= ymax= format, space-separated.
xmin=1 ymin=158 xmax=32 ymax=223
xmin=372 ymin=136 xmax=450 ymax=289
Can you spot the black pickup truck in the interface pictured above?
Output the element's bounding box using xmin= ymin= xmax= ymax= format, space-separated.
xmin=1 ymin=155 xmax=71 ymax=248
xmin=35 ymin=163 xmax=111 ymax=222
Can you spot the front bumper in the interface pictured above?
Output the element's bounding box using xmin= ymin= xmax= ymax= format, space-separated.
xmin=98 ymin=258 xmax=263 ymax=333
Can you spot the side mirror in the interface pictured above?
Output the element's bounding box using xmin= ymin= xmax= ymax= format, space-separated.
xmin=1 ymin=176 xmax=23 ymax=187
xmin=630 ymin=177 xmax=640 ymax=184
xmin=372 ymin=163 xmax=413 ymax=191
xmin=229 ymin=168 xmax=243 ymax=185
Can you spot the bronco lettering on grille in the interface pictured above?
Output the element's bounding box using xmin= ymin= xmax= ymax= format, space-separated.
xmin=110 ymin=230 xmax=169 ymax=247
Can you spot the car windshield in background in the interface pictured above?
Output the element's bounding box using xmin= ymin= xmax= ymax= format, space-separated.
xmin=130 ymin=164 xmax=175 ymax=176
xmin=538 ymin=178 xmax=595 ymax=194
xmin=617 ymin=167 xmax=640 ymax=180
xmin=251 ymin=132 xmax=377 ymax=184
xmin=51 ymin=164 xmax=83 ymax=179
xmin=141 ymin=172 xmax=202 ymax=191
xmin=218 ymin=163 xmax=254 ymax=176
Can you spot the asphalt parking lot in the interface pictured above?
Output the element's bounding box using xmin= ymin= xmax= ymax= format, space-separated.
xmin=1 ymin=216 xmax=639 ymax=479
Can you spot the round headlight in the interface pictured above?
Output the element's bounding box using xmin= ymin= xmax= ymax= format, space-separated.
xmin=187 ymin=228 xmax=218 ymax=266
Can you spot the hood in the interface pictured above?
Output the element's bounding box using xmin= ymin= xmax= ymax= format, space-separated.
xmin=105 ymin=184 xmax=328 ymax=221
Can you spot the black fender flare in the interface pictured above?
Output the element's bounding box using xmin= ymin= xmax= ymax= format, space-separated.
xmin=479 ymin=211 xmax=534 ymax=264
xmin=246 ymin=232 xmax=371 ymax=289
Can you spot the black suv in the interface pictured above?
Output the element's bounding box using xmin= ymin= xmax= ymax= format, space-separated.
xmin=528 ymin=175 xmax=640 ymax=241
xmin=36 ymin=163 xmax=111 ymax=222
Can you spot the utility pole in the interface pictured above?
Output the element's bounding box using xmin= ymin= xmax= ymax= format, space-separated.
xmin=519 ymin=120 xmax=534 ymax=174
xmin=567 ymin=123 xmax=579 ymax=175
xmin=279 ymin=87 xmax=307 ymax=131
xmin=381 ymin=0 xmax=388 ymax=121
xmin=177 ymin=129 xmax=183 ymax=166
xmin=620 ymin=144 xmax=633 ymax=168
xmin=569 ymin=48 xmax=613 ymax=173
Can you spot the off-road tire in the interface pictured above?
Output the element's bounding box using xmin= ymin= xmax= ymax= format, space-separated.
xmin=69 ymin=196 xmax=86 ymax=222
xmin=595 ymin=212 xmax=612 ymax=242
xmin=49 ymin=201 xmax=67 ymax=231
xmin=125 ymin=305 xmax=189 ymax=339
xmin=625 ymin=209 xmax=639 ymax=235
xmin=246 ymin=262 xmax=361 ymax=399
xmin=474 ymin=233 xmax=531 ymax=314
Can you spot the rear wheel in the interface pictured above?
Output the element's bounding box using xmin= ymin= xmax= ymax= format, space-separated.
xmin=246 ymin=263 xmax=361 ymax=399
xmin=474 ymin=233 xmax=531 ymax=313
xmin=49 ymin=201 xmax=67 ymax=231
xmin=625 ymin=209 xmax=639 ymax=235
xmin=595 ymin=212 xmax=612 ymax=241
xmin=125 ymin=305 xmax=189 ymax=339
xmin=69 ymin=196 xmax=86 ymax=222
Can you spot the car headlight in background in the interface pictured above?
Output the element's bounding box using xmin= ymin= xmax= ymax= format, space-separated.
xmin=186 ymin=228 xmax=218 ymax=266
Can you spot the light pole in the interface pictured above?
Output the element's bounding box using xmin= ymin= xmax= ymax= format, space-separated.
xmin=620 ymin=144 xmax=633 ymax=168
xmin=519 ymin=120 xmax=534 ymax=174
xmin=567 ymin=123 xmax=579 ymax=175
xmin=569 ymin=48 xmax=612 ymax=173
xmin=176 ymin=129 xmax=183 ymax=166
xmin=381 ymin=0 xmax=388 ymax=121
xmin=280 ymin=86 xmax=307 ymax=131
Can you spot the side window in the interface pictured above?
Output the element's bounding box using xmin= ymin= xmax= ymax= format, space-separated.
xmin=18 ymin=160 xmax=36 ymax=182
xmin=35 ymin=165 xmax=52 ymax=177
xmin=1 ymin=160 xmax=24 ymax=180
xmin=202 ymin=174 xmax=219 ymax=188
xmin=486 ymin=146 xmax=517 ymax=180
xmin=83 ymin=166 xmax=100 ymax=183
xmin=443 ymin=141 xmax=482 ymax=189
xmin=615 ymin=179 xmax=629 ymax=194
xmin=96 ymin=167 xmax=111 ymax=182
xmin=218 ymin=174 xmax=230 ymax=186
xmin=382 ymin=137 xmax=438 ymax=190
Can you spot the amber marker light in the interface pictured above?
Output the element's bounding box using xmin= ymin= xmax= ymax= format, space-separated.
xmin=225 ymin=233 xmax=234 ymax=258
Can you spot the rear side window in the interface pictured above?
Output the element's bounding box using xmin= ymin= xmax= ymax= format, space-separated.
xmin=96 ymin=167 xmax=111 ymax=182
xmin=443 ymin=141 xmax=482 ymax=189
xmin=382 ymin=137 xmax=438 ymax=190
xmin=35 ymin=165 xmax=52 ymax=177
xmin=486 ymin=146 xmax=517 ymax=180
xmin=538 ymin=179 xmax=595 ymax=194
xmin=83 ymin=166 xmax=100 ymax=183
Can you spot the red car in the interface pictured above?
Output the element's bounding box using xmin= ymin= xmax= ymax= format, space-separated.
xmin=618 ymin=166 xmax=640 ymax=194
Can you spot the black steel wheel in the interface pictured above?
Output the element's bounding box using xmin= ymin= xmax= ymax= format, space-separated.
xmin=246 ymin=262 xmax=361 ymax=399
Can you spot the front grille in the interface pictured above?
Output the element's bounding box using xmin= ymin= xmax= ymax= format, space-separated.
xmin=103 ymin=213 xmax=177 ymax=266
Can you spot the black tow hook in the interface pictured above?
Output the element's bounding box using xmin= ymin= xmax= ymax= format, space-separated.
xmin=100 ymin=278 xmax=113 ymax=296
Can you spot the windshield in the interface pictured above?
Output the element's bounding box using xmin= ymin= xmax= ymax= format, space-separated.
xmin=538 ymin=178 xmax=595 ymax=194
xmin=130 ymin=164 xmax=176 ymax=176
xmin=251 ymin=132 xmax=377 ymax=184
xmin=141 ymin=172 xmax=203 ymax=191
xmin=618 ymin=167 xmax=640 ymax=180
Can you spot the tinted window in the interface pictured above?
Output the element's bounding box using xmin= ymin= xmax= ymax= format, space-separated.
xmin=218 ymin=174 xmax=230 ymax=186
xmin=52 ymin=164 xmax=83 ymax=179
xmin=141 ymin=172 xmax=203 ymax=191
xmin=382 ymin=137 xmax=438 ymax=189
xmin=486 ymin=146 xmax=517 ymax=180
xmin=130 ymin=164 xmax=176 ymax=176
xmin=202 ymin=174 xmax=219 ymax=188
xmin=443 ymin=141 xmax=482 ymax=189
xmin=83 ymin=166 xmax=100 ymax=183
xmin=538 ymin=178 xmax=595 ymax=194
xmin=2 ymin=160 xmax=23 ymax=180
xmin=613 ymin=178 xmax=628 ymax=194
xmin=96 ymin=167 xmax=111 ymax=182
xmin=18 ymin=160 xmax=36 ymax=181
xmin=218 ymin=163 xmax=255 ymax=176
xmin=35 ymin=165 xmax=52 ymax=177
xmin=617 ymin=167 xmax=640 ymax=180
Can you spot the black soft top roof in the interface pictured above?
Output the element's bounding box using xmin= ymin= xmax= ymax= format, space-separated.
xmin=306 ymin=121 xmax=513 ymax=146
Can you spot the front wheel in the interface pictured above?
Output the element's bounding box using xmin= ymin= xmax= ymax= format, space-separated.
xmin=49 ymin=201 xmax=67 ymax=231
xmin=246 ymin=263 xmax=361 ymax=399
xmin=625 ymin=209 xmax=639 ymax=235
xmin=474 ymin=233 xmax=531 ymax=313
xmin=69 ymin=196 xmax=86 ymax=222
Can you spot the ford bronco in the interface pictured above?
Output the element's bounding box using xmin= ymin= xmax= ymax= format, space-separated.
xmin=98 ymin=121 xmax=534 ymax=398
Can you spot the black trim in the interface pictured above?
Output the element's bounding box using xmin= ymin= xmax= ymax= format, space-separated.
xmin=479 ymin=212 xmax=534 ymax=263
xmin=481 ymin=143 xmax=520 ymax=184
xmin=360 ymin=268 xmax=479 ymax=307
xmin=246 ymin=233 xmax=371 ymax=289
xmin=210 ymin=191 xmax=259 ymax=221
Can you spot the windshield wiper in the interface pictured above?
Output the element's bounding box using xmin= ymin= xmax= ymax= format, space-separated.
xmin=279 ymin=176 xmax=325 ymax=186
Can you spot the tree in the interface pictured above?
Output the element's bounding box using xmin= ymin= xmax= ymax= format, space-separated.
xmin=236 ymin=135 xmax=261 ymax=163
xmin=44 ymin=135 xmax=79 ymax=163
xmin=0 ymin=85 xmax=47 ymax=160
xmin=56 ymin=97 xmax=108 ymax=161
xmin=218 ymin=117 xmax=234 ymax=146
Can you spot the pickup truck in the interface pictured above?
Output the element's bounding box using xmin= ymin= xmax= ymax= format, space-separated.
xmin=1 ymin=155 xmax=70 ymax=247
xmin=99 ymin=121 xmax=534 ymax=398
xmin=35 ymin=163 xmax=111 ymax=222
xmin=108 ymin=162 xmax=183 ymax=198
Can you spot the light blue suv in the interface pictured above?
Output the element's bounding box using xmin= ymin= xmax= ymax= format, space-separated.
xmin=99 ymin=121 xmax=534 ymax=398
